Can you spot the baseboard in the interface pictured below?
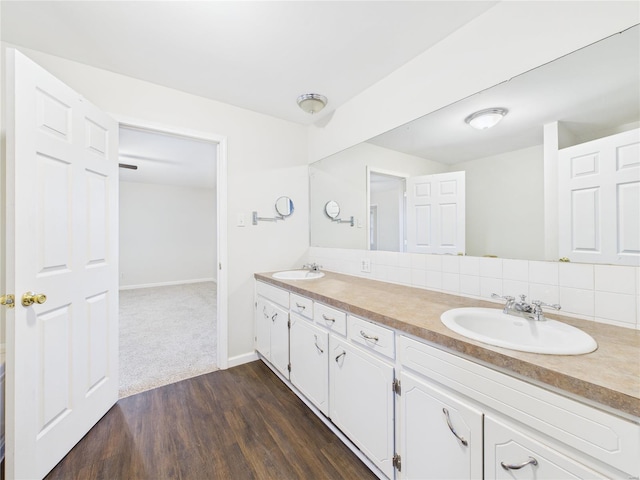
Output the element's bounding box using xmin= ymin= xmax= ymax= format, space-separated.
xmin=226 ymin=351 xmax=258 ymax=369
xmin=119 ymin=278 xmax=216 ymax=290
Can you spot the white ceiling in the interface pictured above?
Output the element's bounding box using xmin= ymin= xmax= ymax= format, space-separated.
xmin=119 ymin=126 xmax=217 ymax=188
xmin=0 ymin=0 xmax=498 ymax=125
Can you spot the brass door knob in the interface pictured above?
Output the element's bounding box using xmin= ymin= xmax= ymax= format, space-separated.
xmin=1 ymin=294 xmax=15 ymax=309
xmin=22 ymin=291 xmax=47 ymax=307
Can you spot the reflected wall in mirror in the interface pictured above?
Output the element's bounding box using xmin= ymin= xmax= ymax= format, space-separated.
xmin=275 ymin=196 xmax=294 ymax=217
xmin=310 ymin=26 xmax=639 ymax=263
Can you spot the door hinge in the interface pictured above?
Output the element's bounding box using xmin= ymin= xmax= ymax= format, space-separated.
xmin=392 ymin=378 xmax=401 ymax=395
xmin=393 ymin=453 xmax=402 ymax=472
xmin=288 ymin=319 xmax=291 ymax=328
xmin=287 ymin=363 xmax=291 ymax=373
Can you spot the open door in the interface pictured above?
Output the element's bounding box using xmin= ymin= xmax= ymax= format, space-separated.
xmin=406 ymin=171 xmax=465 ymax=255
xmin=4 ymin=49 xmax=119 ymax=479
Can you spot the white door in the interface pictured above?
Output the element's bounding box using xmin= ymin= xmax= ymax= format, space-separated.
xmin=270 ymin=302 xmax=290 ymax=379
xmin=406 ymin=171 xmax=465 ymax=254
xmin=329 ymin=335 xmax=394 ymax=478
xmin=4 ymin=49 xmax=119 ymax=479
xmin=399 ymin=371 xmax=483 ymax=479
xmin=558 ymin=128 xmax=640 ymax=265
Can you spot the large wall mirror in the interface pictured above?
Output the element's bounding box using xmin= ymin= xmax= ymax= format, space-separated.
xmin=310 ymin=26 xmax=639 ymax=263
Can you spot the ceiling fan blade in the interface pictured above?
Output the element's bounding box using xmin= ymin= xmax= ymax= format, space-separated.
xmin=119 ymin=163 xmax=138 ymax=170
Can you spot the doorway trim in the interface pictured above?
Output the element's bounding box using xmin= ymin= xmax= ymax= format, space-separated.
xmin=113 ymin=114 xmax=228 ymax=369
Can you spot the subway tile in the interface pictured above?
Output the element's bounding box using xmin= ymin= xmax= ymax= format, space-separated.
xmin=460 ymin=256 xmax=480 ymax=276
xmin=502 ymin=280 xmax=529 ymax=299
xmin=460 ymin=275 xmax=480 ymax=296
xmin=479 ymin=257 xmax=503 ymax=278
xmin=480 ymin=277 xmax=502 ymax=299
xmin=442 ymin=255 xmax=460 ymax=273
xmin=559 ymin=287 xmax=595 ymax=317
xmin=503 ymin=259 xmax=528 ymax=282
xmin=529 ymin=261 xmax=559 ymax=285
xmin=595 ymin=291 xmax=636 ymax=325
xmin=442 ymin=273 xmax=460 ymax=293
xmin=559 ymin=263 xmax=594 ymax=290
xmin=529 ymin=283 xmax=560 ymax=305
xmin=595 ymin=265 xmax=636 ymax=295
xmin=425 ymin=254 xmax=442 ymax=272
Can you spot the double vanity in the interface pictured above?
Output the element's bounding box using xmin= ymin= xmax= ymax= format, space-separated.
xmin=254 ymin=270 xmax=639 ymax=479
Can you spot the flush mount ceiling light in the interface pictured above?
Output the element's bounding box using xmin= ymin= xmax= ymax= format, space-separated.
xmin=297 ymin=93 xmax=328 ymax=114
xmin=464 ymin=107 xmax=509 ymax=130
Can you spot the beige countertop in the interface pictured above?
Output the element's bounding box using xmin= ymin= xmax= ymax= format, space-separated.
xmin=255 ymin=271 xmax=640 ymax=419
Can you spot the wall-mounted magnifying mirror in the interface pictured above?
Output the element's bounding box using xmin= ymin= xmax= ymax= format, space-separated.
xmin=275 ymin=196 xmax=295 ymax=217
xmin=325 ymin=200 xmax=340 ymax=219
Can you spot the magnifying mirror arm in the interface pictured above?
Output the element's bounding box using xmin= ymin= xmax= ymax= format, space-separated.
xmin=252 ymin=211 xmax=285 ymax=225
xmin=331 ymin=215 xmax=355 ymax=227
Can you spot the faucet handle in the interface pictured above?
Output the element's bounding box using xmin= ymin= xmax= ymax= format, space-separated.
xmin=491 ymin=293 xmax=514 ymax=301
xmin=531 ymin=300 xmax=561 ymax=311
xmin=519 ymin=294 xmax=527 ymax=302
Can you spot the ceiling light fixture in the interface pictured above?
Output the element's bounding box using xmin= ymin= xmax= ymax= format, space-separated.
xmin=297 ymin=93 xmax=328 ymax=114
xmin=464 ymin=108 xmax=508 ymax=130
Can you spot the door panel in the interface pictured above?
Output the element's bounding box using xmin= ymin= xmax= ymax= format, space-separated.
xmin=5 ymin=49 xmax=119 ymax=479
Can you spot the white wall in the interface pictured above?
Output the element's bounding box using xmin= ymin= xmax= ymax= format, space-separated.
xmin=0 ymin=44 xmax=308 ymax=362
xmin=119 ymin=181 xmax=216 ymax=288
xmin=454 ymin=145 xmax=544 ymax=260
xmin=309 ymin=1 xmax=640 ymax=161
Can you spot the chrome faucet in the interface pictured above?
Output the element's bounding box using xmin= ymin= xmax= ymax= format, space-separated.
xmin=302 ymin=262 xmax=322 ymax=272
xmin=492 ymin=293 xmax=561 ymax=321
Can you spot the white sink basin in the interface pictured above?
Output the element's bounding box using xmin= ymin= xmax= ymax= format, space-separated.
xmin=441 ymin=307 xmax=597 ymax=355
xmin=272 ymin=270 xmax=325 ymax=280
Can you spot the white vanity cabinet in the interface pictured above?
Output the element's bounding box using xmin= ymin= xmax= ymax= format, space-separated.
xmin=330 ymin=333 xmax=395 ymax=479
xmin=398 ymin=371 xmax=483 ymax=479
xmin=484 ymin=415 xmax=605 ymax=479
xmin=255 ymin=281 xmax=290 ymax=379
xmin=289 ymin=313 xmax=329 ymax=416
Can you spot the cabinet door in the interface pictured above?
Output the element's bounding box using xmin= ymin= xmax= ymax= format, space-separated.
xmin=255 ymin=296 xmax=272 ymax=359
xmin=485 ymin=415 xmax=605 ymax=479
xmin=290 ymin=316 xmax=329 ymax=416
xmin=270 ymin=303 xmax=290 ymax=379
xmin=330 ymin=335 xmax=394 ymax=479
xmin=399 ymin=371 xmax=483 ymax=479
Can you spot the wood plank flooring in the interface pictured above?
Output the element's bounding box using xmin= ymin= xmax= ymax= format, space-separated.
xmin=45 ymin=361 xmax=377 ymax=480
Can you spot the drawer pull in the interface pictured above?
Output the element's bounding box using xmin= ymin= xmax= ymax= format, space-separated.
xmin=314 ymin=335 xmax=324 ymax=354
xmin=359 ymin=330 xmax=379 ymax=342
xmin=263 ymin=306 xmax=269 ymax=319
xmin=322 ymin=314 xmax=336 ymax=323
xmin=296 ymin=303 xmax=306 ymax=311
xmin=442 ymin=408 xmax=468 ymax=446
xmin=271 ymin=312 xmax=278 ymax=322
xmin=500 ymin=457 xmax=538 ymax=471
xmin=335 ymin=351 xmax=346 ymax=362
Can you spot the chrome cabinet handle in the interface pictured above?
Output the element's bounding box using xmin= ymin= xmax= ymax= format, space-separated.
xmin=322 ymin=314 xmax=336 ymax=323
xmin=271 ymin=312 xmax=278 ymax=322
xmin=442 ymin=408 xmax=468 ymax=446
xmin=314 ymin=335 xmax=324 ymax=354
xmin=296 ymin=303 xmax=306 ymax=310
xmin=335 ymin=351 xmax=346 ymax=362
xmin=263 ymin=306 xmax=268 ymax=319
xmin=359 ymin=330 xmax=379 ymax=342
xmin=501 ymin=457 xmax=538 ymax=471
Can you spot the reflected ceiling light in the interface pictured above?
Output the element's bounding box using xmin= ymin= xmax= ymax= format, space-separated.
xmin=297 ymin=93 xmax=328 ymax=114
xmin=464 ymin=108 xmax=508 ymax=130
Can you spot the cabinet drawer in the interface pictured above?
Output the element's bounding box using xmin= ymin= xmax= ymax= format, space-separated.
xmin=348 ymin=315 xmax=395 ymax=360
xmin=314 ymin=303 xmax=347 ymax=336
xmin=256 ymin=281 xmax=289 ymax=309
xmin=290 ymin=293 xmax=313 ymax=320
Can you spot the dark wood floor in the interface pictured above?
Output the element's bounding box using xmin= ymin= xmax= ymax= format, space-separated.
xmin=45 ymin=361 xmax=377 ymax=480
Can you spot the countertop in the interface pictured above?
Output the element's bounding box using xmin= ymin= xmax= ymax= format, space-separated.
xmin=255 ymin=271 xmax=640 ymax=419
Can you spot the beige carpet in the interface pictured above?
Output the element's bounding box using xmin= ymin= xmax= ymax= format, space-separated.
xmin=119 ymin=281 xmax=218 ymax=398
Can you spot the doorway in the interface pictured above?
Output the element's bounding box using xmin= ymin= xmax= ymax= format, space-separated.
xmin=368 ymin=170 xmax=407 ymax=252
xmin=116 ymin=121 xmax=227 ymax=397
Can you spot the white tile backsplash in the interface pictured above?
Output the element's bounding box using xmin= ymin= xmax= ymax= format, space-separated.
xmin=594 ymin=265 xmax=636 ymax=295
xmin=559 ymin=263 xmax=594 ymax=290
xmin=307 ymin=247 xmax=640 ymax=329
